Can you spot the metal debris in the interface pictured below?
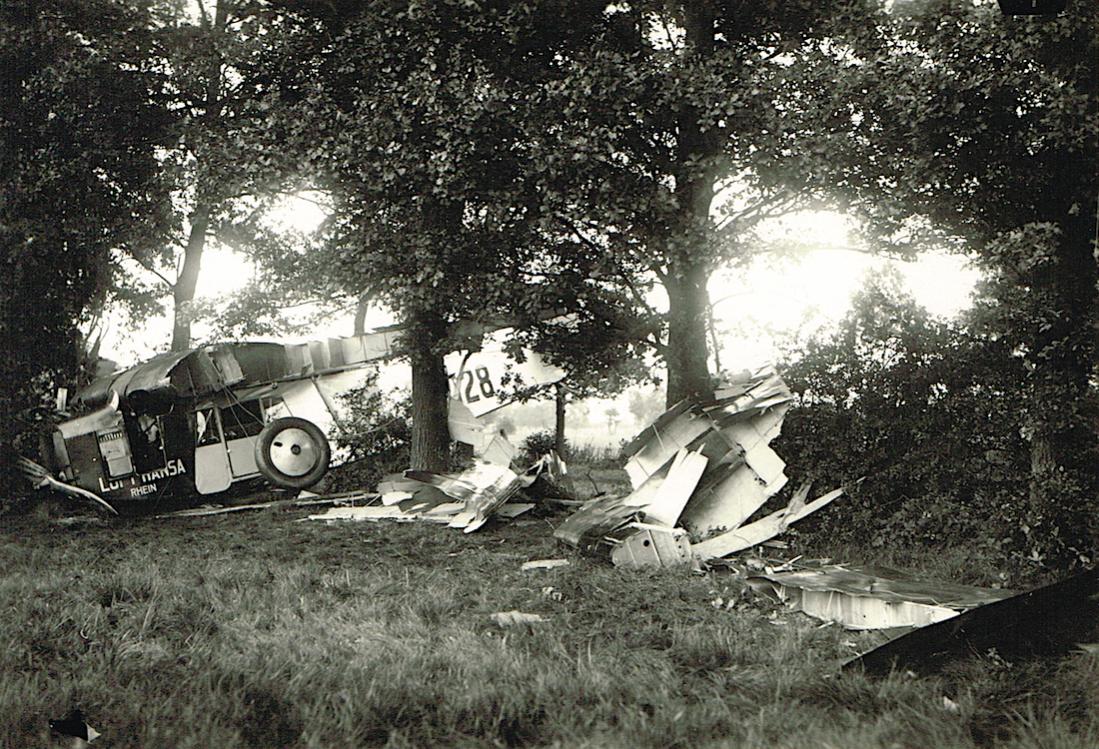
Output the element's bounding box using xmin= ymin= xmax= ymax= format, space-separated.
xmin=845 ymin=567 xmax=1099 ymax=676
xmin=554 ymin=367 xmax=843 ymax=565
xmin=307 ymin=457 xmax=556 ymax=531
xmin=746 ymin=564 xmax=1014 ymax=630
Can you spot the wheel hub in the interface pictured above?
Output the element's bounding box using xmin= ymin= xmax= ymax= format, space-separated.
xmin=268 ymin=427 xmax=318 ymax=477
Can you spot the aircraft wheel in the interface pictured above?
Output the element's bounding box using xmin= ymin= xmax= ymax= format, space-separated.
xmin=254 ymin=417 xmax=331 ymax=490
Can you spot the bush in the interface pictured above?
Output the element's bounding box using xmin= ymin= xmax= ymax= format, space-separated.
xmin=567 ymin=442 xmax=623 ymax=469
xmin=776 ymin=278 xmax=1032 ymax=567
xmin=519 ymin=430 xmax=564 ymax=465
xmin=328 ymin=370 xmax=412 ymax=491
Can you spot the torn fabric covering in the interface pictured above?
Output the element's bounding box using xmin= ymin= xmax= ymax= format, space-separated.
xmin=554 ymin=366 xmax=841 ymax=564
xmin=74 ymin=331 xmax=408 ymax=413
xmin=845 ymin=567 xmax=1099 ymax=676
xmin=446 ymin=397 xmax=518 ymax=467
xmin=747 ymin=564 xmax=1014 ymax=630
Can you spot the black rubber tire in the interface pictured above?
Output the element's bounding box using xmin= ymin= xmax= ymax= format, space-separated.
xmin=254 ymin=417 xmax=331 ymax=490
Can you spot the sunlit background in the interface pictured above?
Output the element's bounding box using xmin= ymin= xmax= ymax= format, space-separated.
xmin=99 ymin=199 xmax=980 ymax=448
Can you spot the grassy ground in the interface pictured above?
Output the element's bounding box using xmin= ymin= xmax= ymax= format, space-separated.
xmin=3 ymin=479 xmax=1098 ymax=748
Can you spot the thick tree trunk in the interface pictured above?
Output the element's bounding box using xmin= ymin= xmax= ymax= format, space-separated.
xmin=662 ymin=2 xmax=717 ymax=408
xmin=664 ymin=260 xmax=714 ymax=407
xmin=409 ymin=310 xmax=451 ymax=471
xmin=171 ymin=205 xmax=210 ymax=351
xmin=554 ymin=382 xmax=568 ymax=457
xmin=1023 ymin=212 xmax=1099 ymax=558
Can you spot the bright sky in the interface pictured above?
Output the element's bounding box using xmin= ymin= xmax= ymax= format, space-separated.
xmin=706 ymin=211 xmax=981 ymax=371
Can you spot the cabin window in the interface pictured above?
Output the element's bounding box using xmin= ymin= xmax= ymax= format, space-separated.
xmin=195 ymin=407 xmax=221 ymax=446
xmin=220 ymin=400 xmax=265 ymax=441
xmin=130 ymin=414 xmax=167 ymax=468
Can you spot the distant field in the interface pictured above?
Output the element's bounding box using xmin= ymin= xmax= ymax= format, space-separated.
xmin=2 ymin=489 xmax=1098 ymax=748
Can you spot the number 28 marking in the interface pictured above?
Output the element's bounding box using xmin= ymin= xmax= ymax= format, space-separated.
xmin=449 ymin=366 xmax=496 ymax=403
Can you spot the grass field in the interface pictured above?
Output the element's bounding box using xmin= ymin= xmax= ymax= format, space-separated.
xmin=3 ymin=479 xmax=1098 ymax=748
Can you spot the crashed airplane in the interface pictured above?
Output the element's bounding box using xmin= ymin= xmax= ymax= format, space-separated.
xmin=31 ymin=323 xmax=563 ymax=513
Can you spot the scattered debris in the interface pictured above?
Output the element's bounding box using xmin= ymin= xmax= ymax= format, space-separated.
xmin=521 ymin=559 xmax=570 ymax=571
xmin=490 ymin=611 xmax=547 ymax=627
xmin=845 ymin=567 xmax=1099 ymax=676
xmin=157 ymin=491 xmax=375 ymax=518
xmin=554 ymin=367 xmax=842 ymax=565
xmin=49 ymin=708 xmax=100 ymax=745
xmin=404 ymin=462 xmax=524 ymax=531
xmin=308 ymin=457 xmax=557 ymax=531
xmin=746 ymin=564 xmax=1014 ymax=630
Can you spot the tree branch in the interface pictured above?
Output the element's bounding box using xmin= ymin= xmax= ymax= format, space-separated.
xmin=557 ymin=217 xmax=661 ymax=320
xmin=124 ymin=250 xmax=175 ymax=290
xmin=715 ymin=188 xmax=805 ymax=242
xmin=660 ymin=16 xmax=681 ymax=53
xmin=196 ymin=0 xmax=212 ymax=30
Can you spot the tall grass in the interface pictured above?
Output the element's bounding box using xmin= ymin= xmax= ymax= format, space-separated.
xmin=2 ymin=505 xmax=1097 ymax=747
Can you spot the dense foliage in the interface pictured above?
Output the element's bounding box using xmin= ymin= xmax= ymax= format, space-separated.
xmin=776 ymin=276 xmax=1073 ymax=569
xmin=327 ymin=372 xmax=412 ymax=492
xmin=0 ymin=0 xmax=175 ymax=462
xmin=799 ymin=0 xmax=1099 ymax=563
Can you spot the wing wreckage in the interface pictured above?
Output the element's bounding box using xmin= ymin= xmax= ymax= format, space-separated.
xmin=552 ymin=366 xmax=845 ymax=566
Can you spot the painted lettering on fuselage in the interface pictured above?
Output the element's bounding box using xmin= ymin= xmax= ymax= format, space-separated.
xmin=98 ymin=458 xmax=187 ymax=497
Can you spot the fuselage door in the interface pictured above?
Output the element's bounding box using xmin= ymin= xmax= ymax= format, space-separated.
xmin=194 ymin=407 xmax=231 ymax=494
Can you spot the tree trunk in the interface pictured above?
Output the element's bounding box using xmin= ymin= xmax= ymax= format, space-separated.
xmin=1023 ymin=212 xmax=1099 ymax=559
xmin=171 ymin=204 xmax=210 ymax=350
xmin=554 ymin=382 xmax=568 ymax=457
xmin=664 ymin=260 xmax=714 ymax=407
xmin=170 ymin=0 xmax=227 ymax=352
xmin=662 ymin=2 xmax=717 ymax=408
xmin=409 ymin=310 xmax=451 ymax=471
xmin=353 ymin=292 xmax=370 ymax=335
